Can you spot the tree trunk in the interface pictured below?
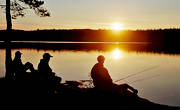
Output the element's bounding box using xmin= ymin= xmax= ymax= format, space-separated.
xmin=5 ymin=41 xmax=13 ymax=79
xmin=6 ymin=0 xmax=12 ymax=31
xmin=5 ymin=0 xmax=13 ymax=79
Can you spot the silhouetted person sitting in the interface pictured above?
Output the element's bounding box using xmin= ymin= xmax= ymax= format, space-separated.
xmin=91 ymin=55 xmax=138 ymax=96
xmin=37 ymin=53 xmax=62 ymax=95
xmin=12 ymin=51 xmax=34 ymax=79
xmin=38 ymin=53 xmax=61 ymax=83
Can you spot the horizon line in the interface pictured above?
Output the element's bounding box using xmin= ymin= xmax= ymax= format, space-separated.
xmin=0 ymin=27 xmax=180 ymax=31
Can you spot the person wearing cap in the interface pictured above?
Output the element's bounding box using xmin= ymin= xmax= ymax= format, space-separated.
xmin=38 ymin=53 xmax=62 ymax=93
xmin=38 ymin=53 xmax=53 ymax=78
xmin=12 ymin=51 xmax=34 ymax=79
xmin=91 ymin=55 xmax=138 ymax=96
xmin=38 ymin=53 xmax=61 ymax=81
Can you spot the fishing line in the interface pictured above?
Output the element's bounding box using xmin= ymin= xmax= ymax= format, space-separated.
xmin=128 ymin=73 xmax=162 ymax=84
xmin=114 ymin=65 xmax=159 ymax=83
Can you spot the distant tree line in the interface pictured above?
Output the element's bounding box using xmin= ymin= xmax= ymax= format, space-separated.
xmin=0 ymin=29 xmax=179 ymax=43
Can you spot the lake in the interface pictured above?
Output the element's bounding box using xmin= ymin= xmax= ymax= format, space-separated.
xmin=0 ymin=42 xmax=180 ymax=106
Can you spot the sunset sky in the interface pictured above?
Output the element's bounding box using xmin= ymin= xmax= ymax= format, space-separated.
xmin=0 ymin=0 xmax=180 ymax=30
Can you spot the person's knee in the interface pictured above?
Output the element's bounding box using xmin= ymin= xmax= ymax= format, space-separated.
xmin=122 ymin=83 xmax=129 ymax=87
xmin=29 ymin=64 xmax=35 ymax=72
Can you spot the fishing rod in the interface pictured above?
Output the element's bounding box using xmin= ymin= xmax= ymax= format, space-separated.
xmin=114 ymin=65 xmax=159 ymax=83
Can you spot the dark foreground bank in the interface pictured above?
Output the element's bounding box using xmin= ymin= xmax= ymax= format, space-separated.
xmin=0 ymin=77 xmax=179 ymax=110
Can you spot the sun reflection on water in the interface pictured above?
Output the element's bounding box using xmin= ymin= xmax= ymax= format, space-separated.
xmin=111 ymin=48 xmax=123 ymax=59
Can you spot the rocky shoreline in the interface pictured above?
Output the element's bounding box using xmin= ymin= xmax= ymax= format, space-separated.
xmin=0 ymin=77 xmax=179 ymax=110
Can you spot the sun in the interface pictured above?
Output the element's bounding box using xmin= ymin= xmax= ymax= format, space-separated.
xmin=111 ymin=23 xmax=124 ymax=31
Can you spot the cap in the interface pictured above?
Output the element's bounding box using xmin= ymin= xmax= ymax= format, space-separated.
xmin=43 ymin=53 xmax=53 ymax=58
xmin=15 ymin=51 xmax=22 ymax=56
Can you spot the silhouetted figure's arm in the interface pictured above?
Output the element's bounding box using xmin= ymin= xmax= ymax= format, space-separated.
xmin=103 ymin=68 xmax=113 ymax=84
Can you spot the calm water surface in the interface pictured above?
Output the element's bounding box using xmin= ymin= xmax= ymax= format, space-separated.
xmin=0 ymin=43 xmax=180 ymax=106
